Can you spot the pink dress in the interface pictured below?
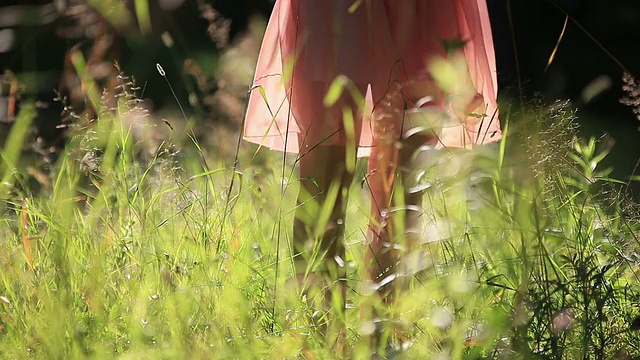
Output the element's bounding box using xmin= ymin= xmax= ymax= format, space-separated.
xmin=244 ymin=0 xmax=502 ymax=157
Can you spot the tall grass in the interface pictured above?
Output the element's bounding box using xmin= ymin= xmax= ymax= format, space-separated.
xmin=1 ymin=64 xmax=639 ymax=359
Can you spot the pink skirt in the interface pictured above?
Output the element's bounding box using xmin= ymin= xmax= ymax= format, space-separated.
xmin=244 ymin=0 xmax=502 ymax=157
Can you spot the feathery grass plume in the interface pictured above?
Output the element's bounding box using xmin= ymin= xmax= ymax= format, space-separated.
xmin=620 ymin=72 xmax=640 ymax=123
xmin=519 ymin=99 xmax=578 ymax=178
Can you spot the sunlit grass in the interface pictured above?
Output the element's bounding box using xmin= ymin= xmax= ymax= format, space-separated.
xmin=1 ymin=76 xmax=640 ymax=360
xmin=2 ymin=0 xmax=639 ymax=356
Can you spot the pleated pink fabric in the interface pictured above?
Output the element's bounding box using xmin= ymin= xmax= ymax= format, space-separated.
xmin=244 ymin=0 xmax=502 ymax=156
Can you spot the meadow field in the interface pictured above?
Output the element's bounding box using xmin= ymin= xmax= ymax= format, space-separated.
xmin=0 ymin=56 xmax=639 ymax=360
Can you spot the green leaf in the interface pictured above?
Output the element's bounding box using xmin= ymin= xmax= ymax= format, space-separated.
xmin=323 ymin=76 xmax=349 ymax=107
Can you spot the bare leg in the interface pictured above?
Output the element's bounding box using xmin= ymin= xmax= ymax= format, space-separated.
xmin=289 ymin=77 xmax=364 ymax=350
xmin=365 ymin=78 xmax=444 ymax=292
xmin=290 ymin=77 xmax=364 ymax=284
xmin=292 ymin=145 xmax=354 ymax=352
xmin=294 ymin=145 xmax=352 ymax=283
xmin=365 ymin=95 xmax=401 ymax=289
xmin=364 ymin=78 xmax=443 ymax=356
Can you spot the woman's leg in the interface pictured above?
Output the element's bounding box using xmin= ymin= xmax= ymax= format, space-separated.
xmin=293 ymin=144 xmax=352 ymax=349
xmin=365 ymin=82 xmax=403 ymax=292
xmin=363 ymin=78 xmax=444 ymax=356
xmin=294 ymin=145 xmax=352 ymax=284
xmin=289 ymin=80 xmax=364 ymax=350
xmin=289 ymin=76 xmax=364 ymax=282
xmin=365 ymin=78 xmax=443 ymax=294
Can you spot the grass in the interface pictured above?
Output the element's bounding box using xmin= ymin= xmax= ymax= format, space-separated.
xmin=1 ymin=68 xmax=640 ymax=360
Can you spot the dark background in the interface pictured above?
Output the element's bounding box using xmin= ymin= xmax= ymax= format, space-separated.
xmin=488 ymin=0 xmax=640 ymax=183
